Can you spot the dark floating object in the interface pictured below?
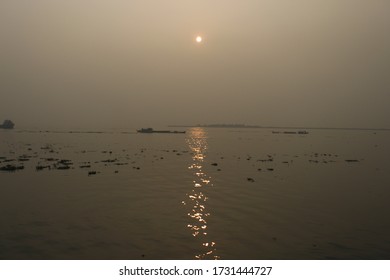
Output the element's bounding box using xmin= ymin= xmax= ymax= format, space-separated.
xmin=258 ymin=158 xmax=273 ymax=162
xmin=79 ymin=165 xmax=91 ymax=168
xmin=0 ymin=164 xmax=24 ymax=172
xmin=274 ymin=130 xmax=309 ymax=135
xmin=88 ymin=171 xmax=97 ymax=176
xmin=36 ymin=165 xmax=51 ymax=171
xmin=41 ymin=145 xmax=53 ymax=150
xmin=137 ymin=128 xmax=185 ymax=134
xmin=101 ymin=159 xmax=117 ymax=163
xmin=345 ymin=159 xmax=360 ymax=162
xmin=267 ymin=168 xmax=274 ymax=171
xmin=56 ymin=165 xmax=70 ymax=170
xmin=247 ymin=177 xmax=255 ymax=182
xmin=217 ymin=169 xmax=221 ymax=171
xmin=211 ymin=163 xmax=218 ymax=166
xmin=0 ymin=119 xmax=15 ymax=129
xmin=42 ymin=157 xmax=57 ymax=162
xmin=58 ymin=159 xmax=73 ymax=165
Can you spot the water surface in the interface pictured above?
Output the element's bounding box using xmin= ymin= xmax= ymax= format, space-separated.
xmin=1 ymin=128 xmax=389 ymax=259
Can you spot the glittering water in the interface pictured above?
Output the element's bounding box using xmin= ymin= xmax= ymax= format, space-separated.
xmin=1 ymin=128 xmax=390 ymax=259
xmin=185 ymin=128 xmax=219 ymax=259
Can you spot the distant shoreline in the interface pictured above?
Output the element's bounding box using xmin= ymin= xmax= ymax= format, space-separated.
xmin=168 ymin=124 xmax=390 ymax=131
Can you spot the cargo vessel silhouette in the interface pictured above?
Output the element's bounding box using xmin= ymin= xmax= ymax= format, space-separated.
xmin=137 ymin=128 xmax=185 ymax=134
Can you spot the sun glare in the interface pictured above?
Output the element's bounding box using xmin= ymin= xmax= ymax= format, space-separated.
xmin=196 ymin=36 xmax=202 ymax=43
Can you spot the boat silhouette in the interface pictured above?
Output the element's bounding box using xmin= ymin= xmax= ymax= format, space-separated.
xmin=137 ymin=128 xmax=185 ymax=134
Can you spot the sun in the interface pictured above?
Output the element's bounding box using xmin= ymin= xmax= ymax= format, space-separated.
xmin=196 ymin=36 xmax=202 ymax=43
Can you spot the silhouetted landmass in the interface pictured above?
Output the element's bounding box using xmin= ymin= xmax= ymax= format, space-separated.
xmin=0 ymin=120 xmax=15 ymax=129
xmin=168 ymin=124 xmax=390 ymax=131
xmin=169 ymin=124 xmax=260 ymax=128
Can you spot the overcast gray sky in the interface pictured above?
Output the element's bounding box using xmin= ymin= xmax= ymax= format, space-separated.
xmin=1 ymin=0 xmax=389 ymax=129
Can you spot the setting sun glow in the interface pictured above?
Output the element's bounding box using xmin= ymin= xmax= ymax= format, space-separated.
xmin=196 ymin=36 xmax=202 ymax=43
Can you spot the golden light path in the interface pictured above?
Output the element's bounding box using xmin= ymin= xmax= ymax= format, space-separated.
xmin=183 ymin=127 xmax=219 ymax=259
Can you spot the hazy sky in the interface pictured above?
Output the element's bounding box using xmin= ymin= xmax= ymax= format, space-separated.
xmin=1 ymin=0 xmax=389 ymax=129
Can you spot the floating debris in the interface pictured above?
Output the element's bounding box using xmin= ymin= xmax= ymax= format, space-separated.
xmin=58 ymin=159 xmax=73 ymax=165
xmin=56 ymin=165 xmax=70 ymax=170
xmin=345 ymin=159 xmax=360 ymax=163
xmin=40 ymin=145 xmax=52 ymax=150
xmin=41 ymin=157 xmax=58 ymax=162
xmin=36 ymin=165 xmax=51 ymax=171
xmin=247 ymin=177 xmax=255 ymax=182
xmin=258 ymin=158 xmax=273 ymax=162
xmin=0 ymin=165 xmax=24 ymax=172
xmin=101 ymin=159 xmax=117 ymax=163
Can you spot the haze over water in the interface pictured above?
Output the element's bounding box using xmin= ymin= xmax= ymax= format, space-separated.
xmin=1 ymin=0 xmax=390 ymax=260
xmin=1 ymin=1 xmax=390 ymax=129
xmin=1 ymin=127 xmax=390 ymax=259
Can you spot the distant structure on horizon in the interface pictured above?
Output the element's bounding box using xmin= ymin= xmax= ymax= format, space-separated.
xmin=198 ymin=124 xmax=261 ymax=128
xmin=169 ymin=124 xmax=261 ymax=128
xmin=0 ymin=120 xmax=15 ymax=129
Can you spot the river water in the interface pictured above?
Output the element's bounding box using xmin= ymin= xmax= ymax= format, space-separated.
xmin=1 ymin=127 xmax=389 ymax=259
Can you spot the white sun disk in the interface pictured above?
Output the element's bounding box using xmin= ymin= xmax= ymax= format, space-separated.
xmin=196 ymin=36 xmax=202 ymax=43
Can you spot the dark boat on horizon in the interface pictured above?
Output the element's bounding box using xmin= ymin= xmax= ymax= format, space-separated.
xmin=137 ymin=128 xmax=185 ymax=134
xmin=0 ymin=120 xmax=15 ymax=129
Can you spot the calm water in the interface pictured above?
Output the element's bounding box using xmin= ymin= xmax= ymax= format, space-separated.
xmin=1 ymin=127 xmax=390 ymax=259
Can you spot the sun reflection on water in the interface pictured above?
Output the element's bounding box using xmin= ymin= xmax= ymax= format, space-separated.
xmin=184 ymin=127 xmax=220 ymax=259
